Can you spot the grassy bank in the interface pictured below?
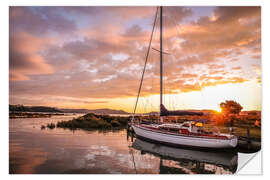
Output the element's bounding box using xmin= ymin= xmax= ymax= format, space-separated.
xmin=42 ymin=112 xmax=260 ymax=140
xmin=46 ymin=113 xmax=130 ymax=130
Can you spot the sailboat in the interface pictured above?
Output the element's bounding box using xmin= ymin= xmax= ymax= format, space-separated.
xmin=131 ymin=7 xmax=237 ymax=149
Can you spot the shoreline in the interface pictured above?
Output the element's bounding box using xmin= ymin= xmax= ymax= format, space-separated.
xmin=9 ymin=112 xmax=66 ymax=118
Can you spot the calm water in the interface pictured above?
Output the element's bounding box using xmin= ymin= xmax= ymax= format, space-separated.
xmin=10 ymin=115 xmax=239 ymax=174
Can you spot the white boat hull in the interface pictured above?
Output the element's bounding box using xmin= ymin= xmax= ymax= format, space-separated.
xmin=132 ymin=125 xmax=237 ymax=149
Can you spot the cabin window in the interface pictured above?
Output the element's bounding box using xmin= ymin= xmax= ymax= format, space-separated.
xmin=159 ymin=127 xmax=168 ymax=131
xmin=183 ymin=123 xmax=190 ymax=127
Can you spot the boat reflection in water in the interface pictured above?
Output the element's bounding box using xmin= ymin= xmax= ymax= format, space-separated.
xmin=131 ymin=137 xmax=238 ymax=174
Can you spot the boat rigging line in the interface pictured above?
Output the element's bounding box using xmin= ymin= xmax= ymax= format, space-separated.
xmin=132 ymin=7 xmax=159 ymax=121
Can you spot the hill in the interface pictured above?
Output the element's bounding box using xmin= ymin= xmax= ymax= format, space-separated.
xmin=60 ymin=108 xmax=129 ymax=114
xmin=9 ymin=104 xmax=62 ymax=113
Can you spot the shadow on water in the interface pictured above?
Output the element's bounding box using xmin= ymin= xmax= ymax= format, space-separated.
xmin=236 ymin=137 xmax=261 ymax=154
xmin=10 ymin=115 xmax=260 ymax=174
xmin=127 ymin=132 xmax=238 ymax=174
xmin=38 ymin=126 xmax=259 ymax=174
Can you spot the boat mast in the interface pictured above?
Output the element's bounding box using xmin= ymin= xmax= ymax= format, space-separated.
xmin=160 ymin=6 xmax=163 ymax=122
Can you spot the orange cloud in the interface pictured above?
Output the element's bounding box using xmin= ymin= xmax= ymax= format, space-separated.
xmin=9 ymin=32 xmax=54 ymax=80
xmin=9 ymin=7 xmax=261 ymax=107
xmin=232 ymin=66 xmax=241 ymax=70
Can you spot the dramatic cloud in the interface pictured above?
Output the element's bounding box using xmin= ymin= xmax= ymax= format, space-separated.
xmin=10 ymin=7 xmax=77 ymax=36
xmin=9 ymin=33 xmax=54 ymax=80
xmin=9 ymin=6 xmax=261 ymax=108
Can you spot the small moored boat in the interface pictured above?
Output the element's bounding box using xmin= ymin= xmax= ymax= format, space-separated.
xmin=131 ymin=6 xmax=237 ymax=149
xmin=132 ymin=120 xmax=237 ymax=149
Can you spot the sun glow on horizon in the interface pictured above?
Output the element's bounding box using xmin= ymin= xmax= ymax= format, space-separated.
xmin=11 ymin=79 xmax=261 ymax=114
xmin=80 ymin=79 xmax=261 ymax=113
xmin=215 ymin=107 xmax=222 ymax=113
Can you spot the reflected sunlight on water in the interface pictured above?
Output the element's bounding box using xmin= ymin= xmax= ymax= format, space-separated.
xmin=9 ymin=115 xmax=238 ymax=174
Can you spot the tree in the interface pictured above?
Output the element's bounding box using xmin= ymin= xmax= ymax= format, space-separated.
xmin=220 ymin=100 xmax=243 ymax=115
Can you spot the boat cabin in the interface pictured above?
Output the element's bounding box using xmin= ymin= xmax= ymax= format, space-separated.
xmin=154 ymin=120 xmax=208 ymax=135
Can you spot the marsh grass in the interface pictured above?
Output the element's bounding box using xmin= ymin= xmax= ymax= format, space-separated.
xmin=46 ymin=123 xmax=56 ymax=129
xmin=54 ymin=113 xmax=130 ymax=131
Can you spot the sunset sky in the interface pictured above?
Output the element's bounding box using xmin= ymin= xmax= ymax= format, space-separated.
xmin=9 ymin=6 xmax=261 ymax=113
